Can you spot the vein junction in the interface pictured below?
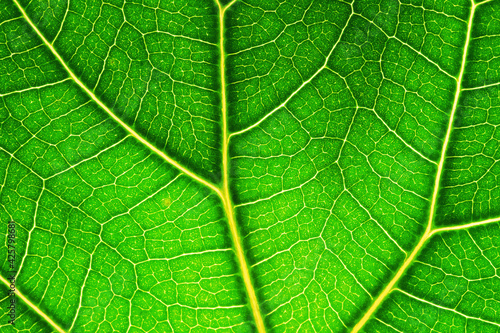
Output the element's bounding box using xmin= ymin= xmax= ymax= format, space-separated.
xmin=7 ymin=0 xmax=266 ymax=331
xmin=0 ymin=1 xmax=498 ymax=332
xmin=216 ymin=1 xmax=267 ymax=332
xmin=351 ymin=2 xmax=496 ymax=331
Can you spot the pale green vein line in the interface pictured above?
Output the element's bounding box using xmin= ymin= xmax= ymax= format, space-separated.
xmin=0 ymin=275 xmax=66 ymax=333
xmin=0 ymin=78 xmax=72 ymax=97
xmin=462 ymin=81 xmax=500 ymax=91
xmin=431 ymin=215 xmax=500 ymax=235
xmin=395 ymin=288 xmax=500 ymax=327
xmin=0 ymin=16 xmax=23 ymax=28
xmin=403 ymin=3 xmax=467 ymax=23
xmin=374 ymin=318 xmax=404 ymax=333
xmin=12 ymin=0 xmax=223 ymax=199
xmin=351 ymin=2 xmax=477 ymax=332
xmin=226 ymin=0 xmax=313 ymax=57
xmin=345 ymin=189 xmax=407 ymax=255
xmin=353 ymin=12 xmax=456 ymax=80
xmin=52 ymin=0 xmax=68 ymax=43
xmin=228 ymin=12 xmax=354 ymax=139
xmin=146 ymin=30 xmax=218 ymax=47
xmin=0 ymin=146 xmax=45 ymax=181
xmin=322 ymin=248 xmax=373 ymax=300
xmin=15 ymin=184 xmax=43 ymax=277
xmin=136 ymin=248 xmax=233 ymax=264
xmin=412 ymin=260 xmax=486 ymax=282
xmin=46 ymin=135 xmax=131 ymax=180
xmin=365 ymin=103 xmax=437 ymax=164
xmin=328 ymin=64 xmax=437 ymax=165
xmin=0 ymin=156 xmax=11 ymax=198
xmin=234 ymin=176 xmax=317 ymax=208
xmin=94 ymin=20 xmax=126 ymax=94
xmin=69 ymin=263 xmax=91 ymax=331
xmin=145 ymin=290 xmax=246 ymax=312
xmin=467 ymin=229 xmax=497 ymax=270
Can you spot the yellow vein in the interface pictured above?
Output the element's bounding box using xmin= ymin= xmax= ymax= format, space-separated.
xmin=431 ymin=215 xmax=500 ymax=235
xmin=351 ymin=2 xmax=476 ymax=332
xmin=476 ymin=0 xmax=494 ymax=6
xmin=351 ymin=227 xmax=428 ymax=332
xmin=12 ymin=0 xmax=222 ymax=199
xmin=462 ymin=81 xmax=500 ymax=91
xmin=216 ymin=1 xmax=266 ymax=332
xmin=0 ymin=275 xmax=66 ymax=333
xmin=0 ymin=78 xmax=72 ymax=97
xmin=425 ymin=1 xmax=476 ymax=235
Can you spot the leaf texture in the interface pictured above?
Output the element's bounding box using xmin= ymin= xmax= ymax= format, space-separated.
xmin=1 ymin=0 xmax=500 ymax=332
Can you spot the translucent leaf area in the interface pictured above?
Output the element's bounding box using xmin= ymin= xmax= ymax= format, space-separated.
xmin=1 ymin=0 xmax=500 ymax=332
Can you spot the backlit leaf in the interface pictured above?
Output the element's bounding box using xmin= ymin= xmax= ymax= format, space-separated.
xmin=1 ymin=0 xmax=500 ymax=332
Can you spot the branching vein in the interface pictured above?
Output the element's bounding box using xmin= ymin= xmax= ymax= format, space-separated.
xmin=12 ymin=0 xmax=222 ymax=199
xmin=351 ymin=2 xmax=478 ymax=331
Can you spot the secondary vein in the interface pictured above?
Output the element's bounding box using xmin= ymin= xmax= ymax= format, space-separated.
xmin=350 ymin=2 xmax=477 ymax=332
xmin=229 ymin=10 xmax=354 ymax=139
xmin=12 ymin=0 xmax=222 ymax=199
xmin=10 ymin=1 xmax=227 ymax=331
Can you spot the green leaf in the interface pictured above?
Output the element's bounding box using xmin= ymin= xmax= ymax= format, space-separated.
xmin=1 ymin=0 xmax=500 ymax=332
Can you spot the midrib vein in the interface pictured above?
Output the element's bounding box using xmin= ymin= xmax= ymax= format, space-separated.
xmin=12 ymin=0 xmax=222 ymax=199
xmin=351 ymin=2 xmax=476 ymax=332
xmin=11 ymin=0 xmax=264 ymax=331
xmin=13 ymin=0 xmax=264 ymax=330
xmin=217 ymin=1 xmax=267 ymax=332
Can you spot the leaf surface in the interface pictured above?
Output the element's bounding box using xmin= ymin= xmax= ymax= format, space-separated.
xmin=1 ymin=0 xmax=500 ymax=332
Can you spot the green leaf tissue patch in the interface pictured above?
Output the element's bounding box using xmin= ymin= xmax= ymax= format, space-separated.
xmin=1 ymin=0 xmax=500 ymax=332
